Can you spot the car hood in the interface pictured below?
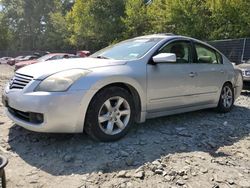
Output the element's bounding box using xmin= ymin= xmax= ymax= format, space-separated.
xmin=16 ymin=57 xmax=127 ymax=79
xmin=236 ymin=63 xmax=250 ymax=69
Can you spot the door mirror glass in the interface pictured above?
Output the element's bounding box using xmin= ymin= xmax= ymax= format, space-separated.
xmin=152 ymin=53 xmax=176 ymax=63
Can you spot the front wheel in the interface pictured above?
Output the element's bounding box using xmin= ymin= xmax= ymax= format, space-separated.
xmin=217 ymin=83 xmax=234 ymax=113
xmin=85 ymin=87 xmax=135 ymax=142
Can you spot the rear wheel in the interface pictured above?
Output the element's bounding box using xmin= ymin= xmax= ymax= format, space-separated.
xmin=85 ymin=87 xmax=135 ymax=142
xmin=217 ymin=83 xmax=234 ymax=113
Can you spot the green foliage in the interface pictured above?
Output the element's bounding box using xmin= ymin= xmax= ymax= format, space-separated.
xmin=208 ymin=0 xmax=250 ymax=39
xmin=0 ymin=0 xmax=71 ymax=50
xmin=122 ymin=0 xmax=150 ymax=38
xmin=66 ymin=0 xmax=125 ymax=51
xmin=0 ymin=12 xmax=11 ymax=50
xmin=123 ymin=0 xmax=171 ymax=37
xmin=43 ymin=12 xmax=71 ymax=50
xmin=0 ymin=0 xmax=250 ymax=52
xmin=167 ymin=0 xmax=212 ymax=39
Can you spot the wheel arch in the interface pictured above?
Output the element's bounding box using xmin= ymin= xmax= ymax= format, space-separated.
xmin=223 ymin=81 xmax=233 ymax=88
xmin=74 ymin=75 xmax=147 ymax=133
xmin=87 ymin=81 xmax=145 ymax=124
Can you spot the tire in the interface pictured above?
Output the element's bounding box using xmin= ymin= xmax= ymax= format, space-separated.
xmin=217 ymin=83 xmax=234 ymax=113
xmin=85 ymin=87 xmax=135 ymax=142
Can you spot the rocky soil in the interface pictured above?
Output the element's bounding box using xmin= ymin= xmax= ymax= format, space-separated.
xmin=0 ymin=64 xmax=250 ymax=188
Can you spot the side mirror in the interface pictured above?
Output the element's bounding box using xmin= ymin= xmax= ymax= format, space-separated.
xmin=152 ymin=53 xmax=176 ymax=63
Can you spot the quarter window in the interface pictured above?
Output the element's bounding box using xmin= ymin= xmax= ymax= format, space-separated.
xmin=195 ymin=44 xmax=221 ymax=64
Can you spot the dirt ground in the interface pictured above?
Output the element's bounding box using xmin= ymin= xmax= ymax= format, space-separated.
xmin=0 ymin=64 xmax=250 ymax=188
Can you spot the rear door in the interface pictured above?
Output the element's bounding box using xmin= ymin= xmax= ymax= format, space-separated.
xmin=188 ymin=42 xmax=227 ymax=104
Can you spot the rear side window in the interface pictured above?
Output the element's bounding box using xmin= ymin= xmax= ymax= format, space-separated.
xmin=195 ymin=43 xmax=222 ymax=64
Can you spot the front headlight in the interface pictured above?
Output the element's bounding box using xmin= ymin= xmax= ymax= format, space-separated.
xmin=35 ymin=69 xmax=90 ymax=92
xmin=240 ymin=69 xmax=245 ymax=76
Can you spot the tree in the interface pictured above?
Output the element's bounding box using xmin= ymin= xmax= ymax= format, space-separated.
xmin=0 ymin=12 xmax=11 ymax=50
xmin=122 ymin=0 xmax=151 ymax=38
xmin=1 ymin=0 xmax=65 ymax=50
xmin=208 ymin=0 xmax=250 ymax=39
xmin=43 ymin=12 xmax=72 ymax=50
xmin=1 ymin=0 xmax=250 ymax=52
xmin=66 ymin=0 xmax=125 ymax=51
xmin=167 ymin=0 xmax=212 ymax=40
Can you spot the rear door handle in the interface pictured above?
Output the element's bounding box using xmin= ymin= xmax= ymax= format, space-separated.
xmin=220 ymin=70 xmax=225 ymax=73
xmin=189 ymin=72 xmax=197 ymax=77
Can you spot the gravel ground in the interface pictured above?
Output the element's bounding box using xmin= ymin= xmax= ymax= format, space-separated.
xmin=0 ymin=64 xmax=250 ymax=188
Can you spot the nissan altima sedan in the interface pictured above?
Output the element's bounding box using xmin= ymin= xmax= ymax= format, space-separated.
xmin=2 ymin=34 xmax=243 ymax=141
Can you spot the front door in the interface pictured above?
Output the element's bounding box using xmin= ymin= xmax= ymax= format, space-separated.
xmin=147 ymin=40 xmax=199 ymax=112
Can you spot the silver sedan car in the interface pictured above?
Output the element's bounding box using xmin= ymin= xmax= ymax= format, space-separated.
xmin=2 ymin=34 xmax=243 ymax=141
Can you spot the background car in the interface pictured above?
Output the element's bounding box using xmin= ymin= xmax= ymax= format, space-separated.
xmin=8 ymin=54 xmax=41 ymax=66
xmin=236 ymin=59 xmax=250 ymax=87
xmin=17 ymin=55 xmax=38 ymax=62
xmin=0 ymin=57 xmax=14 ymax=65
xmin=7 ymin=56 xmax=26 ymax=66
xmin=77 ymin=50 xmax=91 ymax=57
xmin=14 ymin=56 xmax=25 ymax=63
xmin=3 ymin=34 xmax=243 ymax=142
xmin=15 ymin=53 xmax=77 ymax=70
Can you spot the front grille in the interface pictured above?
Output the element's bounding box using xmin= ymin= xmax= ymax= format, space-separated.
xmin=9 ymin=73 xmax=33 ymax=90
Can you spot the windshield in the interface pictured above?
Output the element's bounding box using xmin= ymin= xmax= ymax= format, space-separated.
xmin=37 ymin=54 xmax=54 ymax=62
xmin=91 ymin=38 xmax=163 ymax=60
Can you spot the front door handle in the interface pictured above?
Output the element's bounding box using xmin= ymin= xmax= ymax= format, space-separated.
xmin=189 ymin=72 xmax=197 ymax=77
xmin=220 ymin=69 xmax=225 ymax=73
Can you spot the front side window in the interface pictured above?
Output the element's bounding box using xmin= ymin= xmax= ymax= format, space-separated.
xmin=158 ymin=41 xmax=192 ymax=63
xmin=195 ymin=43 xmax=221 ymax=64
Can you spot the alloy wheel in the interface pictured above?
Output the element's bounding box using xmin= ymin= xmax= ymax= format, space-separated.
xmin=98 ymin=96 xmax=131 ymax=135
xmin=221 ymin=85 xmax=233 ymax=108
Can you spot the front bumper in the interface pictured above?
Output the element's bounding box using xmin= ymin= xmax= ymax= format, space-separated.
xmin=3 ymin=83 xmax=91 ymax=133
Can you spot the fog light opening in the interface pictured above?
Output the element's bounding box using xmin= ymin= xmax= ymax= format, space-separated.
xmin=30 ymin=113 xmax=44 ymax=124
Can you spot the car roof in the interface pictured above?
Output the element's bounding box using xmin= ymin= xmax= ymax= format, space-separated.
xmin=135 ymin=33 xmax=206 ymax=43
xmin=135 ymin=34 xmax=221 ymax=54
xmin=135 ymin=33 xmax=176 ymax=39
